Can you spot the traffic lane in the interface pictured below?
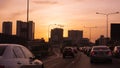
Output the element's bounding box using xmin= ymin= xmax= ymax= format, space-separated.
xmin=77 ymin=53 xmax=120 ymax=68
xmin=44 ymin=52 xmax=81 ymax=68
xmin=44 ymin=52 xmax=120 ymax=68
xmin=44 ymin=57 xmax=77 ymax=68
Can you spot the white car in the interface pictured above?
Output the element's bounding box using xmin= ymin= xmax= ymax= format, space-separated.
xmin=113 ymin=46 xmax=120 ymax=57
xmin=0 ymin=44 xmax=44 ymax=68
xmin=90 ymin=45 xmax=112 ymax=63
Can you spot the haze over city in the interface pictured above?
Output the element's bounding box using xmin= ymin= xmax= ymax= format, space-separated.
xmin=0 ymin=0 xmax=120 ymax=42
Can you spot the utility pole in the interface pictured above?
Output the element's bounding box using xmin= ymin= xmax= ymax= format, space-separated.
xmin=84 ymin=26 xmax=97 ymax=41
xmin=96 ymin=12 xmax=119 ymax=38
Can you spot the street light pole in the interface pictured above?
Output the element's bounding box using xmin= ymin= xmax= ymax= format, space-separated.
xmin=106 ymin=14 xmax=108 ymax=38
xmin=96 ymin=12 xmax=119 ymax=38
xmin=27 ymin=0 xmax=29 ymax=22
xmin=48 ymin=24 xmax=55 ymax=42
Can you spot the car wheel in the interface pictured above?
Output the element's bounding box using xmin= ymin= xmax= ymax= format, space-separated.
xmin=63 ymin=55 xmax=66 ymax=59
xmin=41 ymin=64 xmax=44 ymax=68
xmin=72 ymin=55 xmax=75 ymax=58
xmin=90 ymin=60 xmax=94 ymax=63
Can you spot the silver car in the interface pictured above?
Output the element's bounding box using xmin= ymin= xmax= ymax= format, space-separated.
xmin=90 ymin=45 xmax=112 ymax=63
xmin=113 ymin=46 xmax=120 ymax=57
xmin=0 ymin=44 xmax=44 ymax=68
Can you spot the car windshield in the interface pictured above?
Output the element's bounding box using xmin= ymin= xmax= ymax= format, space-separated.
xmin=64 ymin=48 xmax=72 ymax=51
xmin=0 ymin=46 xmax=6 ymax=56
xmin=93 ymin=47 xmax=109 ymax=50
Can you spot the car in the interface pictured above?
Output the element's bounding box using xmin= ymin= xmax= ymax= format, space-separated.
xmin=90 ymin=45 xmax=112 ymax=63
xmin=113 ymin=46 xmax=120 ymax=57
xmin=62 ymin=47 xmax=75 ymax=58
xmin=86 ymin=47 xmax=92 ymax=56
xmin=72 ymin=47 xmax=78 ymax=54
xmin=0 ymin=44 xmax=44 ymax=68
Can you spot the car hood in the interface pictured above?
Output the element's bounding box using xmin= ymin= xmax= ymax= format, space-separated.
xmin=0 ymin=56 xmax=3 ymax=59
xmin=32 ymin=59 xmax=43 ymax=65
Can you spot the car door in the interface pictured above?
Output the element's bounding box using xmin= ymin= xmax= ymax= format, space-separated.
xmin=13 ymin=46 xmax=30 ymax=68
xmin=20 ymin=46 xmax=34 ymax=64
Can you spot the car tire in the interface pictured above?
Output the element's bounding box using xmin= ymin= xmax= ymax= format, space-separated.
xmin=63 ymin=55 xmax=66 ymax=59
xmin=42 ymin=64 xmax=44 ymax=68
xmin=72 ymin=55 xmax=75 ymax=58
xmin=90 ymin=60 xmax=94 ymax=63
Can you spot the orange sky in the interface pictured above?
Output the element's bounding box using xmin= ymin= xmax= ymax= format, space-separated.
xmin=0 ymin=0 xmax=120 ymax=42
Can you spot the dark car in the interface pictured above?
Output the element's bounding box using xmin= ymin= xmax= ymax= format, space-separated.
xmin=113 ymin=46 xmax=120 ymax=57
xmin=90 ymin=45 xmax=112 ymax=63
xmin=86 ymin=47 xmax=92 ymax=56
xmin=62 ymin=47 xmax=75 ymax=58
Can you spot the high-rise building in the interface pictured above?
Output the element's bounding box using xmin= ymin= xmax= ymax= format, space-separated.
xmin=2 ymin=21 xmax=12 ymax=35
xmin=68 ymin=30 xmax=83 ymax=39
xmin=16 ymin=20 xmax=35 ymax=40
xmin=68 ymin=30 xmax=83 ymax=44
xmin=111 ymin=23 xmax=120 ymax=41
xmin=27 ymin=21 xmax=35 ymax=40
xmin=50 ymin=28 xmax=63 ymax=44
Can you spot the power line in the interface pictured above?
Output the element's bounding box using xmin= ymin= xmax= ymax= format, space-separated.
xmin=84 ymin=26 xmax=97 ymax=41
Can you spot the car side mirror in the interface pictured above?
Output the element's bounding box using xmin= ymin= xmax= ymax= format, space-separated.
xmin=29 ymin=57 xmax=35 ymax=62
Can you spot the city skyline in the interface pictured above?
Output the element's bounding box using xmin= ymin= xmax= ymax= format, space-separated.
xmin=0 ymin=0 xmax=120 ymax=42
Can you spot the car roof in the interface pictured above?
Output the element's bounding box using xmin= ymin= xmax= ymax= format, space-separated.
xmin=0 ymin=44 xmax=23 ymax=47
xmin=93 ymin=45 xmax=108 ymax=47
xmin=64 ymin=47 xmax=73 ymax=48
xmin=115 ymin=46 xmax=120 ymax=47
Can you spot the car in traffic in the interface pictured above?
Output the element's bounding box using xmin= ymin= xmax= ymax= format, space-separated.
xmin=72 ymin=47 xmax=78 ymax=54
xmin=90 ymin=45 xmax=112 ymax=63
xmin=0 ymin=44 xmax=44 ymax=68
xmin=113 ymin=46 xmax=120 ymax=57
xmin=85 ymin=47 xmax=92 ymax=56
xmin=62 ymin=47 xmax=75 ymax=58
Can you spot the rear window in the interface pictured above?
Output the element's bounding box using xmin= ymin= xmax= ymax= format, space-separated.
xmin=117 ymin=47 xmax=120 ymax=50
xmin=0 ymin=46 xmax=6 ymax=56
xmin=93 ymin=47 xmax=109 ymax=50
xmin=64 ymin=48 xmax=72 ymax=51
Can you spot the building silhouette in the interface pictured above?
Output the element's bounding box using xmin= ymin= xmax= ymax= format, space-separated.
xmin=27 ymin=21 xmax=35 ymax=40
xmin=68 ymin=30 xmax=83 ymax=45
xmin=111 ymin=23 xmax=120 ymax=41
xmin=16 ymin=20 xmax=35 ymax=40
xmin=50 ymin=28 xmax=63 ymax=44
xmin=2 ymin=21 xmax=12 ymax=35
xmin=95 ymin=35 xmax=110 ymax=45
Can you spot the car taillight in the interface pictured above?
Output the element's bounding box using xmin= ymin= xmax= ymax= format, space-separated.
xmin=91 ymin=51 xmax=95 ymax=56
xmin=116 ymin=50 xmax=119 ymax=53
xmin=0 ymin=65 xmax=5 ymax=68
xmin=108 ymin=51 xmax=112 ymax=56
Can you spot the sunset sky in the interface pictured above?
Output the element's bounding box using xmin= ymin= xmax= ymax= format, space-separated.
xmin=0 ymin=0 xmax=120 ymax=42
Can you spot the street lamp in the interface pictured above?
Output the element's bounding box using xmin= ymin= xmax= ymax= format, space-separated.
xmin=48 ymin=24 xmax=55 ymax=42
xmin=96 ymin=12 xmax=119 ymax=38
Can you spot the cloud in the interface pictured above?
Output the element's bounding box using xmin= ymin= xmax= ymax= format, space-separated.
xmin=32 ymin=0 xmax=58 ymax=4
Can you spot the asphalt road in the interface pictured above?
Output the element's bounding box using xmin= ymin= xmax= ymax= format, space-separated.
xmin=43 ymin=52 xmax=120 ymax=68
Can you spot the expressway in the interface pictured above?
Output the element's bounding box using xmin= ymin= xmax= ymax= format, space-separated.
xmin=43 ymin=52 xmax=120 ymax=68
